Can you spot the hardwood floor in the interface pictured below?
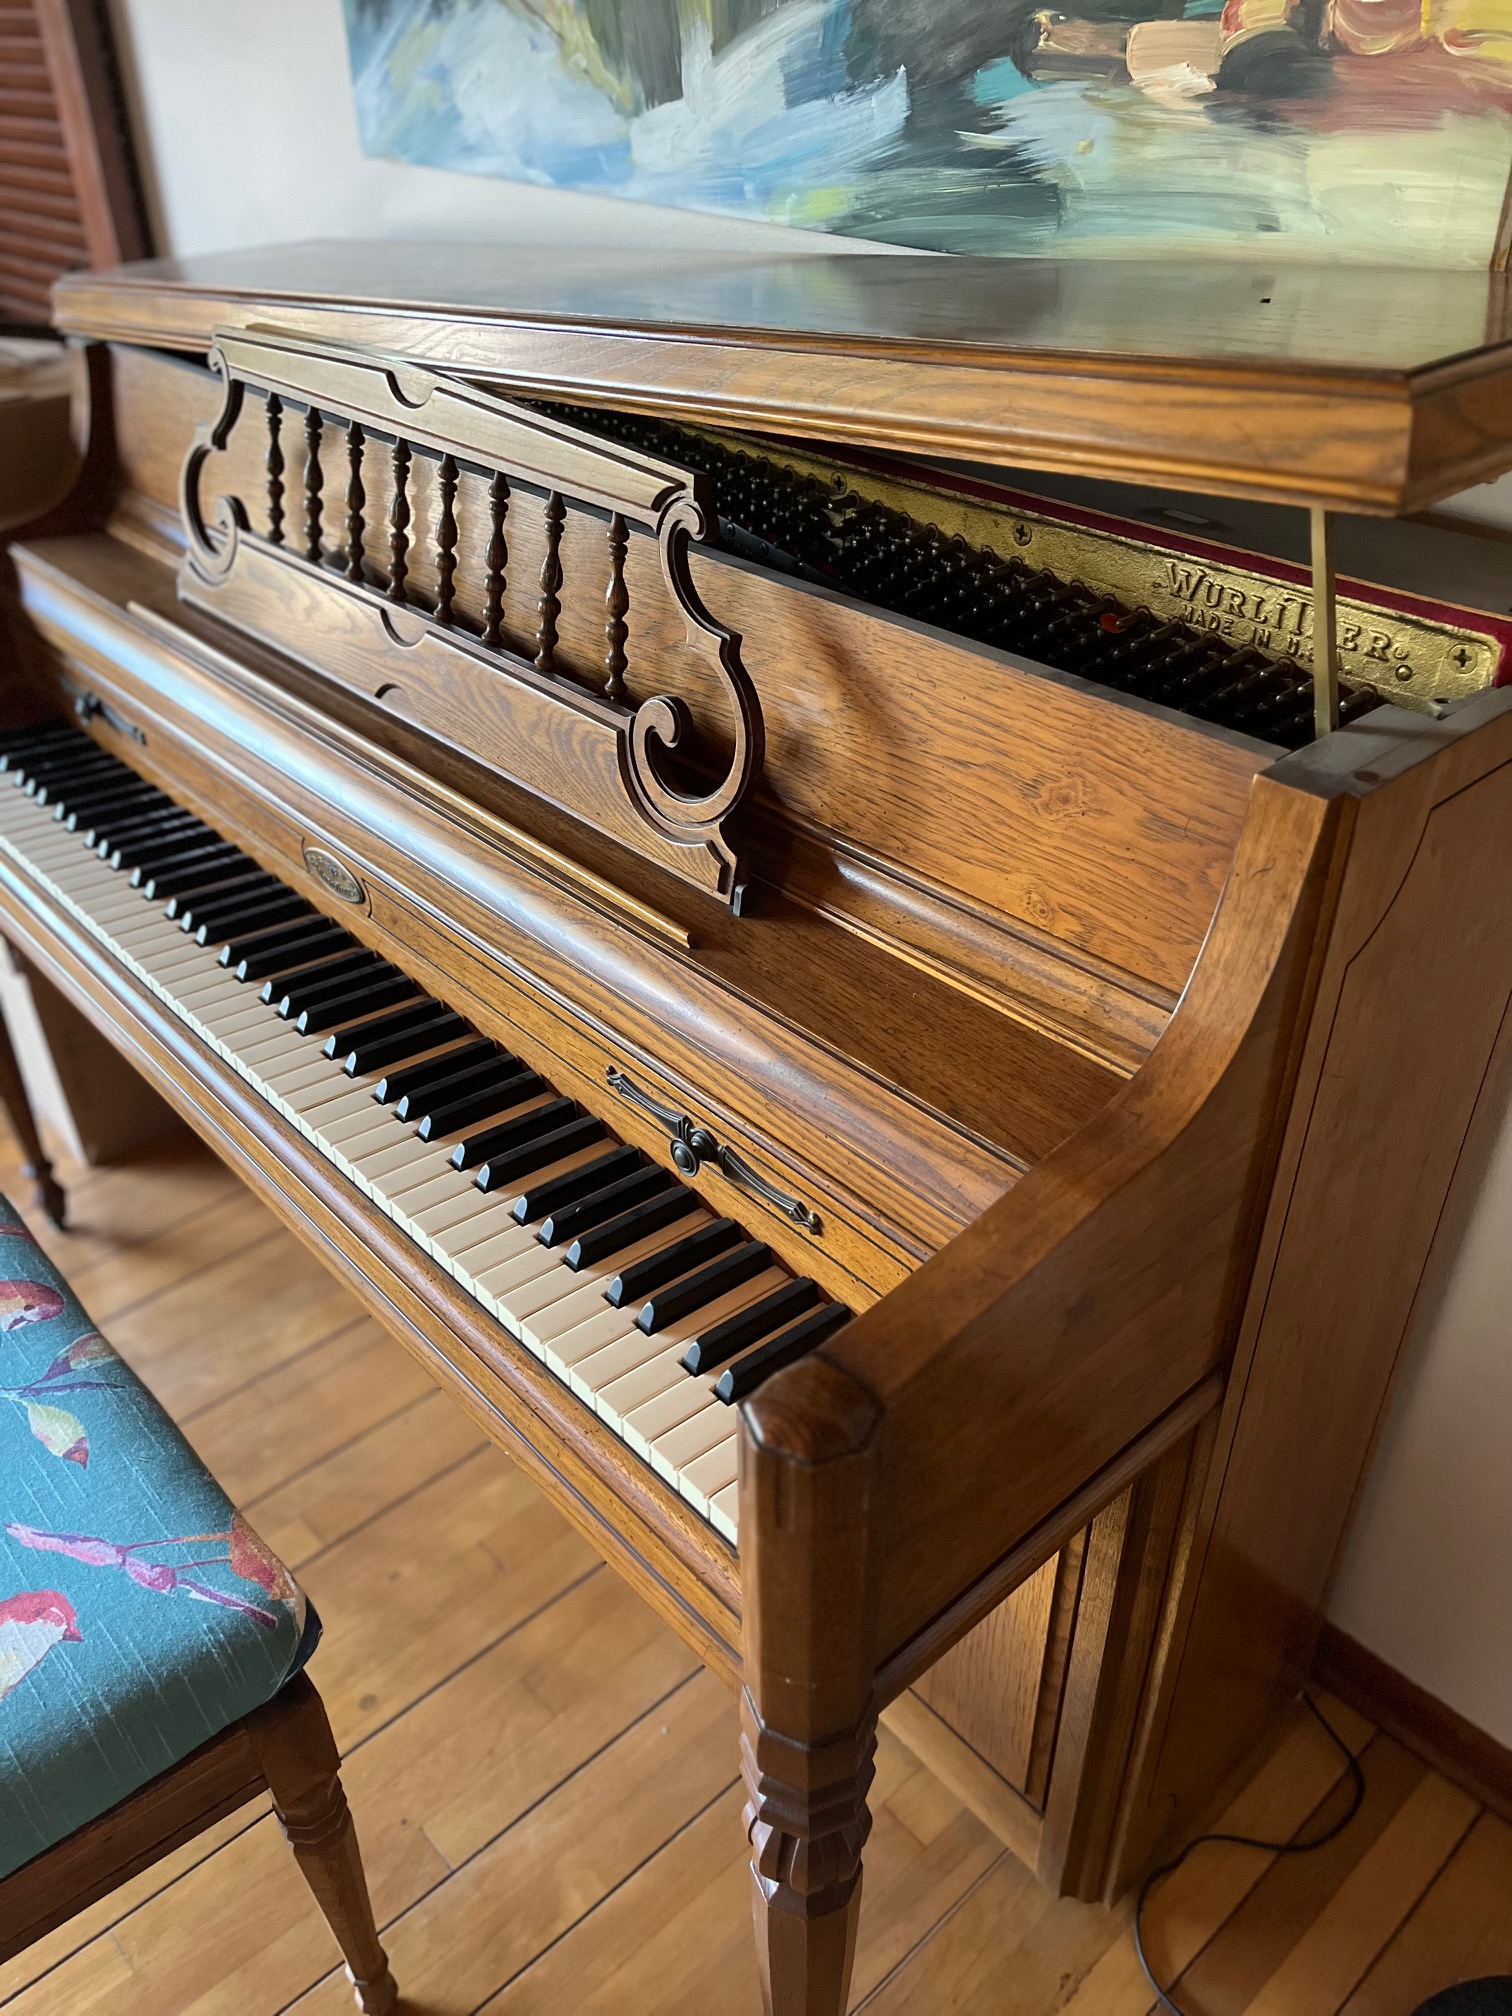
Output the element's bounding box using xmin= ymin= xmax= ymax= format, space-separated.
xmin=0 ymin=1128 xmax=1506 ymax=2016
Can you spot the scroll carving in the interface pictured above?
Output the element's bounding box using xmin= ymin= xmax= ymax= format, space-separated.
xmin=178 ymin=326 xmax=765 ymax=905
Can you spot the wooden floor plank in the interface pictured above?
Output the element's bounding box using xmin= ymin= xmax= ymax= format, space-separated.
xmin=290 ymin=1670 xmax=740 ymax=2016
xmin=240 ymin=1384 xmax=489 ymax=1568
xmin=1056 ymin=1696 xmax=1378 ymax=2016
xmin=178 ymin=1313 xmax=436 ymax=1505
xmin=1242 ymin=1771 xmax=1476 ymax=2016
xmin=480 ymin=1727 xmax=1005 ymax=2016
xmin=1 ymin=1126 xmax=1505 ymax=2016
xmin=1173 ymin=1737 xmax=1427 ymax=2016
xmin=0 ymin=1132 xmax=240 ymax=1276
xmin=1341 ymin=1813 xmax=1512 ymax=2016
xmin=59 ymin=1186 xmax=280 ymax=1327
xmin=102 ymin=1231 xmax=364 ymax=1418
xmin=296 ymin=1441 xmax=602 ymax=1749
xmin=2 ymin=1573 xmax=700 ymax=2014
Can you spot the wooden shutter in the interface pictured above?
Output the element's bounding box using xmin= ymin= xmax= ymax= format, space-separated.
xmin=0 ymin=0 xmax=149 ymax=323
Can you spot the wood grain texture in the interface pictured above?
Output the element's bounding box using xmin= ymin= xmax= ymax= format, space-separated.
xmin=1111 ymin=693 xmax=1512 ymax=1895
xmin=48 ymin=244 xmax=1512 ymax=509
xmin=104 ymin=339 xmax=1258 ymax=1044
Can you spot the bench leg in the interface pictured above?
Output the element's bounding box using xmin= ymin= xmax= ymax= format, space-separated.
xmin=0 ymin=984 xmax=64 ymax=1227
xmin=245 ymin=1674 xmax=398 ymax=2016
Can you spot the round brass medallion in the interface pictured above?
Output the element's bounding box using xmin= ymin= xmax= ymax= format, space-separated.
xmin=302 ymin=843 xmax=366 ymax=906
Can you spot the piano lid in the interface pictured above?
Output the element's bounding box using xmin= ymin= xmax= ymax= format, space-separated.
xmin=53 ymin=242 xmax=1512 ymax=519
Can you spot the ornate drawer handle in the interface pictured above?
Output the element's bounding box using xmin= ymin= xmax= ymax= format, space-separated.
xmin=606 ymin=1066 xmax=821 ymax=1234
xmin=75 ymin=692 xmax=145 ymax=745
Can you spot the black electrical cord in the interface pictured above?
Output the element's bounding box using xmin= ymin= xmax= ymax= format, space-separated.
xmin=1133 ymin=1693 xmax=1367 ymax=2016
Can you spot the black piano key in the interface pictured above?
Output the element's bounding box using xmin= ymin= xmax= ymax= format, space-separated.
xmin=454 ymin=1094 xmax=577 ymax=1171
xmin=383 ymin=1038 xmax=500 ymax=1110
xmin=253 ymin=944 xmax=373 ymax=997
xmin=414 ymin=1064 xmax=542 ymax=1139
xmin=51 ymin=769 xmax=154 ymax=807
xmin=509 ymin=1144 xmax=640 ymax=1223
xmin=26 ymin=754 xmax=121 ymax=798
xmin=605 ymin=1219 xmax=741 ymax=1310
xmin=477 ymin=1117 xmax=612 ymax=1196
xmin=180 ymin=883 xmax=297 ymax=935
xmin=713 ymin=1303 xmax=851 ymax=1404
xmin=226 ymin=917 xmax=352 ymax=973
xmin=56 ymin=782 xmax=161 ymax=824
xmin=634 ymin=1240 xmax=770 ymax=1335
xmin=273 ymin=950 xmax=390 ymax=1015
xmin=191 ymin=894 xmax=310 ymax=945
xmin=536 ymin=1165 xmax=676 ymax=1249
xmin=563 ymin=1184 xmax=697 ymax=1272
xmin=320 ymin=997 xmax=447 ymax=1060
xmin=76 ymin=799 xmax=182 ymax=843
xmin=134 ymin=849 xmax=248 ymax=893
xmin=0 ymin=723 xmax=78 ymax=769
xmin=131 ymin=840 xmax=241 ymax=887
xmin=295 ymin=974 xmax=416 ymax=1036
xmin=33 ymin=768 xmax=126 ymax=808
xmin=680 ymin=1278 xmax=821 ymax=1376
xmin=163 ymin=871 xmax=271 ymax=920
xmin=90 ymin=803 xmax=198 ymax=845
xmin=98 ymin=814 xmax=209 ymax=859
xmin=27 ymin=756 xmax=124 ymax=798
xmin=341 ymin=1007 xmax=471 ymax=1076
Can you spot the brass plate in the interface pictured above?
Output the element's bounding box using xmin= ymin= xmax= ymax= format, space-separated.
xmin=716 ymin=431 xmax=1501 ymax=712
xmin=302 ymin=842 xmax=366 ymax=905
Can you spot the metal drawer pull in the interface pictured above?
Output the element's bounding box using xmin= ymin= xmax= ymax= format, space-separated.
xmin=74 ymin=692 xmax=146 ymax=745
xmin=606 ymin=1066 xmax=820 ymax=1233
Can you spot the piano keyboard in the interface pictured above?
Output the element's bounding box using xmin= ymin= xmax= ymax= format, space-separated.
xmin=0 ymin=720 xmax=852 ymax=1543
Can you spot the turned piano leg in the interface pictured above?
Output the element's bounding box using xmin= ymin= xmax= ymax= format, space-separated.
xmin=738 ymin=1355 xmax=883 ymax=2016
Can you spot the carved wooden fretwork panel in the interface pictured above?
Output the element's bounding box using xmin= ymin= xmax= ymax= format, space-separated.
xmin=178 ymin=325 xmax=764 ymax=904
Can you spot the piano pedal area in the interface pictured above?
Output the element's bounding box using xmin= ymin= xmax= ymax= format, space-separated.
xmin=0 ymin=718 xmax=853 ymax=1544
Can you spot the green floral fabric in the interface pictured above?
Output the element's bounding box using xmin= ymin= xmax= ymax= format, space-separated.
xmin=0 ymin=1193 xmax=317 ymax=1877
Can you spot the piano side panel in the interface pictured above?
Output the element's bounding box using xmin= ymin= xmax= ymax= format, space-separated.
xmin=101 ymin=342 xmax=1268 ymax=1068
xmin=1100 ymin=697 xmax=1512 ymax=1896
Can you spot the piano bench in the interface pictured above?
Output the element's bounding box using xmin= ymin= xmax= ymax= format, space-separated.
xmin=0 ymin=1192 xmax=395 ymax=2013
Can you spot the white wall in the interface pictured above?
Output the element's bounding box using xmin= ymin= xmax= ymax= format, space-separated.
xmin=105 ymin=0 xmax=889 ymax=262
xmin=107 ymin=0 xmax=1512 ymax=1747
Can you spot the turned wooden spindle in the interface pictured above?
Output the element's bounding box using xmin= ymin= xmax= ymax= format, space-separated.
xmin=482 ymin=470 xmax=509 ymax=648
xmin=265 ymin=393 xmax=285 ymax=547
xmin=536 ymin=490 xmax=565 ymax=674
xmin=435 ymin=452 xmax=458 ymax=625
xmin=603 ymin=511 xmax=630 ymax=702
xmin=387 ymin=440 xmax=411 ymax=606
xmin=303 ymin=408 xmax=324 ymax=564
xmin=344 ymin=422 xmax=366 ymax=584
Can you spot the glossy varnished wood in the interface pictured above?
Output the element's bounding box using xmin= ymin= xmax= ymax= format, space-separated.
xmin=14 ymin=259 xmax=1512 ymax=2013
xmin=50 ymin=245 xmax=1512 ymax=510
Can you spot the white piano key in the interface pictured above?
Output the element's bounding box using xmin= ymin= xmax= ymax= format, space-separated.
xmin=0 ymin=738 xmax=855 ymax=1545
xmin=709 ymin=1481 xmax=739 ymax=1543
xmin=645 ymin=1403 xmax=732 ymax=1485
xmin=680 ymin=1440 xmax=739 ymax=1518
xmin=561 ymin=1268 xmax=785 ymax=1413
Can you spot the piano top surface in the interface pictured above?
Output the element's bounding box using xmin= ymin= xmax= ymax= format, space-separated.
xmin=54 ymin=241 xmax=1512 ymax=517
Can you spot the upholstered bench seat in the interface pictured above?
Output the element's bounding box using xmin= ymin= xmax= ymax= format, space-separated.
xmin=0 ymin=1192 xmax=317 ymax=1879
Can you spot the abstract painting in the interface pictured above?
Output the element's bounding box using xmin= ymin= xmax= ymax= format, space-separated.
xmin=342 ymin=0 xmax=1512 ymax=266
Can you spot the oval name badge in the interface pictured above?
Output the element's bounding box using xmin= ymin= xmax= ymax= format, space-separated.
xmin=302 ymin=843 xmax=366 ymax=906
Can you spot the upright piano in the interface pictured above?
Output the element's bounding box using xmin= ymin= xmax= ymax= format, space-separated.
xmin=4 ymin=244 xmax=1512 ymax=2014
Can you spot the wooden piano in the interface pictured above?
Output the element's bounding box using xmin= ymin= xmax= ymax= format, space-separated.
xmin=4 ymin=244 xmax=1512 ymax=2014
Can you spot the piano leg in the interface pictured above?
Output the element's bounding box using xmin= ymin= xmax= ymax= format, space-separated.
xmin=738 ymin=1358 xmax=883 ymax=2015
xmin=0 ymin=944 xmax=64 ymax=1227
xmin=741 ymin=1694 xmax=875 ymax=2015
